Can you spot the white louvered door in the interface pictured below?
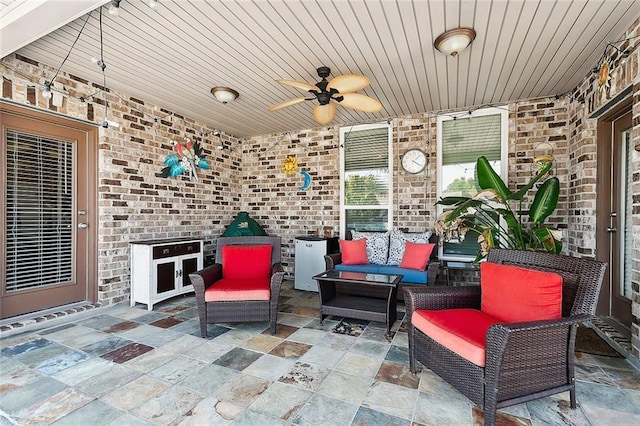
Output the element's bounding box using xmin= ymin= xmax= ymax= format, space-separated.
xmin=1 ymin=107 xmax=96 ymax=319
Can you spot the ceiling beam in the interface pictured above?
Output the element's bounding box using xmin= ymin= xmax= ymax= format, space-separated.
xmin=0 ymin=0 xmax=108 ymax=58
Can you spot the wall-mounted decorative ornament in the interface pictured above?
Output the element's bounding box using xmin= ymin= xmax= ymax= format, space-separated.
xmin=597 ymin=61 xmax=611 ymax=94
xmin=282 ymin=155 xmax=298 ymax=175
xmin=299 ymin=170 xmax=312 ymax=190
xmin=160 ymin=138 xmax=209 ymax=182
xmin=533 ymin=141 xmax=555 ymax=176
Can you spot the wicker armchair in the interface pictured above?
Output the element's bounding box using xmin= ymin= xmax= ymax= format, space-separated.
xmin=403 ymin=249 xmax=607 ymax=426
xmin=189 ymin=236 xmax=285 ymax=338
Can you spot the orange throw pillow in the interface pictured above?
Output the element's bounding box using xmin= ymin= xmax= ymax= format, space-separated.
xmin=481 ymin=262 xmax=562 ymax=322
xmin=222 ymin=244 xmax=272 ymax=280
xmin=399 ymin=242 xmax=435 ymax=270
xmin=339 ymin=239 xmax=368 ymax=265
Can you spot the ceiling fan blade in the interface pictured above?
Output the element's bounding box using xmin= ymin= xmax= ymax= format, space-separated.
xmin=268 ymin=97 xmax=307 ymax=112
xmin=275 ymin=79 xmax=317 ymax=92
xmin=339 ymin=93 xmax=382 ymax=113
xmin=328 ymin=74 xmax=370 ymax=93
xmin=313 ymin=102 xmax=336 ymax=125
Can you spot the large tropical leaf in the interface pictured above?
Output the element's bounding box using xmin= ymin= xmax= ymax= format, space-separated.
xmin=532 ymin=228 xmax=562 ymax=253
xmin=529 ymin=177 xmax=559 ymax=223
xmin=436 ymin=196 xmax=472 ymax=206
xmin=495 ymin=208 xmax=525 ymax=248
xmin=510 ymin=161 xmax=553 ymax=200
xmin=440 ymin=199 xmax=483 ymax=224
xmin=476 ymin=156 xmax=511 ymax=202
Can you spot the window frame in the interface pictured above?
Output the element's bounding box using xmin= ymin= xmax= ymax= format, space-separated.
xmin=339 ymin=122 xmax=393 ymax=238
xmin=436 ymin=107 xmax=509 ymax=261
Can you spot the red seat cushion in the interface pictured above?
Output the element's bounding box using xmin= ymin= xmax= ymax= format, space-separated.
xmin=412 ymin=309 xmax=501 ymax=367
xmin=481 ymin=262 xmax=563 ymax=322
xmin=399 ymin=242 xmax=435 ymax=270
xmin=339 ymin=239 xmax=368 ymax=265
xmin=205 ymin=278 xmax=271 ymax=302
xmin=222 ymin=244 xmax=272 ymax=280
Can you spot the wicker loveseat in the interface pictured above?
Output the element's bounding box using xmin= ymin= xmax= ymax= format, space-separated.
xmin=189 ymin=236 xmax=285 ymax=338
xmin=403 ymin=248 xmax=607 ymax=425
xmin=324 ymin=230 xmax=439 ymax=300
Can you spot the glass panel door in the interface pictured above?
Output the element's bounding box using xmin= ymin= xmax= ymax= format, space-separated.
xmin=619 ymin=129 xmax=632 ymax=301
xmin=1 ymin=107 xmax=95 ymax=319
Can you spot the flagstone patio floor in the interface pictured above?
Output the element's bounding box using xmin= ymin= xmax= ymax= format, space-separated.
xmin=1 ymin=281 xmax=639 ymax=425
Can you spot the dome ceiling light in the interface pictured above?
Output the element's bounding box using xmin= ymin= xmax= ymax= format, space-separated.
xmin=434 ymin=28 xmax=476 ymax=57
xmin=211 ymin=87 xmax=239 ymax=104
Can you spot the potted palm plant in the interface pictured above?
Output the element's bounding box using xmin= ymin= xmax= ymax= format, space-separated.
xmin=435 ymin=155 xmax=562 ymax=261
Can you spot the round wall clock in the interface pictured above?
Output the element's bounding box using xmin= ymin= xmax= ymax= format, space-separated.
xmin=401 ymin=148 xmax=428 ymax=174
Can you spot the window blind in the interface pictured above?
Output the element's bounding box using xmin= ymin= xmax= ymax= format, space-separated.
xmin=4 ymin=130 xmax=74 ymax=292
xmin=343 ymin=126 xmax=389 ymax=206
xmin=442 ymin=114 xmax=501 ymax=164
xmin=344 ymin=127 xmax=389 ymax=171
xmin=341 ymin=124 xmax=392 ymax=233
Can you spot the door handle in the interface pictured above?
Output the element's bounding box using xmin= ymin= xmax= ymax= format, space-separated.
xmin=77 ymin=223 xmax=88 ymax=229
xmin=606 ymin=227 xmax=617 ymax=233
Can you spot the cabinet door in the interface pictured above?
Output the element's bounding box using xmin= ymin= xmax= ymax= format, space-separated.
xmin=181 ymin=257 xmax=199 ymax=287
xmin=156 ymin=261 xmax=176 ymax=294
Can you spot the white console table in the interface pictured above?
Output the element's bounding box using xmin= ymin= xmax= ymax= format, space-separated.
xmin=130 ymin=238 xmax=203 ymax=310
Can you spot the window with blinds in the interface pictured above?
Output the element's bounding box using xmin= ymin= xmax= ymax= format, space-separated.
xmin=4 ymin=130 xmax=74 ymax=292
xmin=437 ymin=108 xmax=507 ymax=259
xmin=340 ymin=123 xmax=392 ymax=234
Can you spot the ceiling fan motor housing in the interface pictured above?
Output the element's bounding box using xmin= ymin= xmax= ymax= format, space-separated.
xmin=317 ymin=66 xmax=331 ymax=78
xmin=317 ymin=91 xmax=332 ymax=105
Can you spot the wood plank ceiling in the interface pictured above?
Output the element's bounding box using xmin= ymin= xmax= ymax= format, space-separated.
xmin=5 ymin=0 xmax=639 ymax=138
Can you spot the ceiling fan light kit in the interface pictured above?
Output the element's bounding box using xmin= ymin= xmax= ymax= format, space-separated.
xmin=269 ymin=66 xmax=382 ymax=125
xmin=434 ymin=28 xmax=476 ymax=57
xmin=211 ymin=86 xmax=239 ymax=104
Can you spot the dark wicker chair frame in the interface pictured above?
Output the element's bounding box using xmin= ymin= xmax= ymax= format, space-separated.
xmin=189 ymin=236 xmax=285 ymax=338
xmin=403 ymin=249 xmax=607 ymax=426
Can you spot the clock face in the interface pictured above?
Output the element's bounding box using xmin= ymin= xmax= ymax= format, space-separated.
xmin=401 ymin=149 xmax=427 ymax=174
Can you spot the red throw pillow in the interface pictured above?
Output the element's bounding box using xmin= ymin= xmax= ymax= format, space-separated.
xmin=481 ymin=262 xmax=562 ymax=322
xmin=399 ymin=242 xmax=435 ymax=270
xmin=339 ymin=239 xmax=368 ymax=265
xmin=222 ymin=244 xmax=272 ymax=280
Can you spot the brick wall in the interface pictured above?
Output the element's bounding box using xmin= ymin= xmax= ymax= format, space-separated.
xmin=1 ymin=55 xmax=243 ymax=306
xmin=567 ymin=16 xmax=640 ymax=358
xmin=242 ymin=101 xmax=571 ymax=273
xmin=0 ymin=54 xmax=580 ymax=299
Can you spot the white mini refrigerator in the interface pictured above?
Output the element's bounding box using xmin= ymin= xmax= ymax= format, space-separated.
xmin=294 ymin=237 xmax=339 ymax=291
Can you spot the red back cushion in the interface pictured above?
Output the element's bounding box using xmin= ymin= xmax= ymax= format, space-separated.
xmin=222 ymin=244 xmax=272 ymax=280
xmin=339 ymin=239 xmax=368 ymax=265
xmin=481 ymin=262 xmax=563 ymax=322
xmin=399 ymin=242 xmax=435 ymax=270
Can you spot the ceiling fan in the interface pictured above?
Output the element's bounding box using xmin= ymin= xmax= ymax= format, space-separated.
xmin=268 ymin=66 xmax=382 ymax=125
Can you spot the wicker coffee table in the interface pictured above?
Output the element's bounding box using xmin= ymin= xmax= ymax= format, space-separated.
xmin=312 ymin=270 xmax=402 ymax=335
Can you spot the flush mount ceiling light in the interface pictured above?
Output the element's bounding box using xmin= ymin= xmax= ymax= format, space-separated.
xmin=211 ymin=86 xmax=239 ymax=104
xmin=434 ymin=28 xmax=476 ymax=57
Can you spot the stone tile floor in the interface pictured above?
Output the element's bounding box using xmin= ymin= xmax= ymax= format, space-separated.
xmin=1 ymin=281 xmax=639 ymax=425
